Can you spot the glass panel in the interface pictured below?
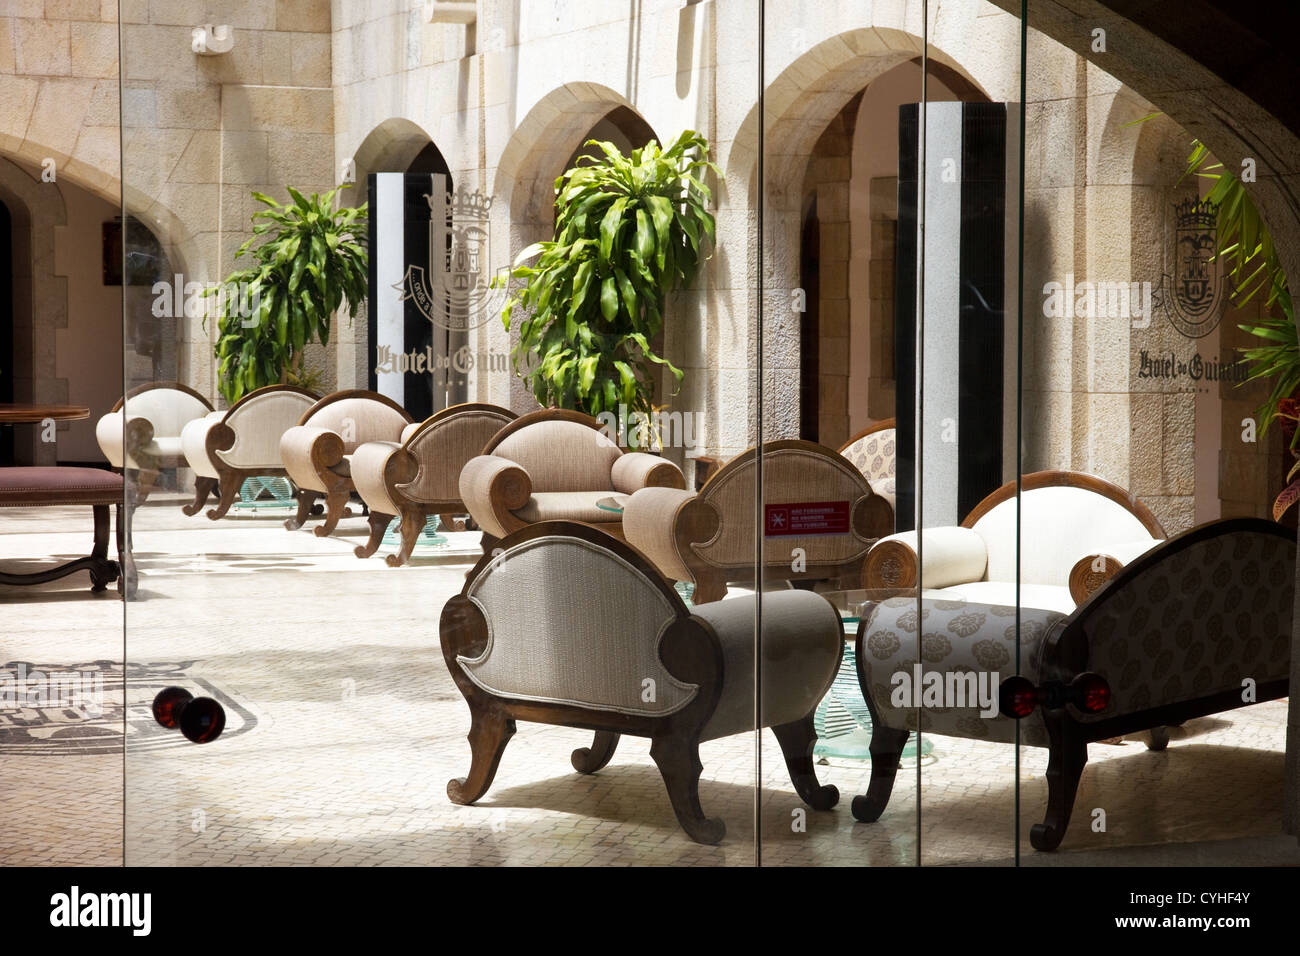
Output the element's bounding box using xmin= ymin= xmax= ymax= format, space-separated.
xmin=121 ymin=0 xmax=759 ymax=866
xmin=1017 ymin=2 xmax=1296 ymax=864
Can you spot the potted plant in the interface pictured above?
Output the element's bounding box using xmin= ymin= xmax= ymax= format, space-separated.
xmin=208 ymin=186 xmax=368 ymax=405
xmin=501 ymin=130 xmax=720 ymax=440
xmin=1185 ymin=141 xmax=1299 ymax=518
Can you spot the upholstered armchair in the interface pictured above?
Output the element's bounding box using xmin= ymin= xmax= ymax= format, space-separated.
xmin=852 ymin=517 xmax=1294 ymax=850
xmin=279 ymin=389 xmax=413 ymax=537
xmin=839 ymin=417 xmax=896 ymax=518
xmin=349 ymin=403 xmax=516 ymax=566
xmin=862 ymin=470 xmax=1166 ymax=613
xmin=621 ymin=440 xmax=894 ymax=603
xmin=440 ymin=521 xmax=843 ymax=844
xmin=457 ymin=408 xmax=685 ymax=549
xmin=96 ymin=382 xmax=215 ymax=501
xmin=179 ymin=385 xmax=318 ymax=519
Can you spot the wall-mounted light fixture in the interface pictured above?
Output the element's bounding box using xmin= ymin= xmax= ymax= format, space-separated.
xmin=191 ymin=24 xmax=234 ymax=56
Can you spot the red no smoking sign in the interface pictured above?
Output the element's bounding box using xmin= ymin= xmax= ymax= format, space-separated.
xmin=763 ymin=501 xmax=851 ymax=536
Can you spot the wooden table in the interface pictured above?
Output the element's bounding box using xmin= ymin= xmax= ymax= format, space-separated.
xmin=0 ymin=403 xmax=90 ymax=424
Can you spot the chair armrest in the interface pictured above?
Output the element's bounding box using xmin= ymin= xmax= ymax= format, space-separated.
xmin=622 ymin=487 xmax=706 ymax=582
xmin=458 ymin=455 xmax=532 ymax=539
xmin=180 ymin=415 xmax=222 ymax=478
xmin=279 ymin=425 xmax=344 ymax=492
xmin=1068 ymin=538 xmax=1163 ymax=604
xmin=612 ymin=452 xmax=686 ymax=493
xmin=863 ymin=527 xmax=988 ymax=590
xmin=350 ymin=441 xmax=415 ymax=517
xmin=95 ymin=411 xmax=126 ymax=467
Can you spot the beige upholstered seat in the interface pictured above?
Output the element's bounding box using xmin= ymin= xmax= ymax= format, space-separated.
xmin=621 ymin=440 xmax=893 ymax=602
xmin=349 ymin=403 xmax=516 ymax=566
xmin=96 ymin=382 xmax=215 ymax=501
xmin=440 ymin=521 xmax=843 ymax=844
xmin=179 ymin=385 xmax=318 ymax=519
xmin=278 ymin=389 xmax=413 ymax=537
xmin=839 ymin=418 xmax=897 ymax=515
xmin=863 ymin=470 xmax=1166 ymax=612
xmin=458 ymin=408 xmax=685 ymax=547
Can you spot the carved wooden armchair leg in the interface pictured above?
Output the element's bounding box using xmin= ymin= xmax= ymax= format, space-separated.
xmin=1145 ymin=726 xmax=1170 ymax=751
xmin=183 ymin=476 xmax=217 ymax=516
xmin=88 ymin=504 xmax=119 ymax=593
xmin=771 ymin=716 xmax=840 ymax=810
xmin=285 ymin=490 xmax=321 ymax=530
xmin=649 ymin=732 xmax=726 ymax=845
xmin=571 ymin=731 xmax=620 ymax=774
xmin=206 ymin=475 xmax=241 ymax=520
xmin=116 ymin=503 xmax=137 ymax=600
xmin=313 ymin=488 xmax=351 ymax=537
xmin=439 ymin=513 xmax=467 ymax=533
xmin=850 ymin=722 xmax=911 ymax=823
xmin=386 ymin=507 xmax=429 ymax=568
xmin=446 ymin=704 xmax=517 ymax=806
xmin=690 ymin=574 xmax=728 ymax=605
xmin=1029 ymin=710 xmax=1089 ymax=851
xmin=354 ymin=511 xmax=393 ymax=559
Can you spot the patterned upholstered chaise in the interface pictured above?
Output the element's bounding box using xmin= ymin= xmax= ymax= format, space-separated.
xmin=278 ymin=389 xmax=413 ymax=537
xmin=96 ymin=382 xmax=215 ymax=502
xmin=440 ymin=521 xmax=843 ymax=844
xmin=179 ymin=385 xmax=318 ymax=519
xmin=457 ymin=408 xmax=685 ymax=551
xmin=621 ymin=440 xmax=894 ymax=603
xmin=851 ymin=517 xmax=1294 ymax=850
xmin=349 ymin=403 xmax=515 ymax=566
xmin=838 ymin=418 xmax=896 ymax=522
xmin=863 ymin=470 xmax=1166 ymax=613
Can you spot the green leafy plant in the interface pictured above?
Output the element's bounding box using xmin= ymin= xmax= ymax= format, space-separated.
xmin=501 ymin=130 xmax=720 ymax=423
xmin=210 ymin=186 xmax=367 ymax=405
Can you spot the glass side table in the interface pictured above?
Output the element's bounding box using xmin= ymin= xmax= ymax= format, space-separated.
xmin=234 ymin=476 xmax=297 ymax=512
xmin=382 ymin=514 xmax=448 ymax=549
xmin=814 ymin=589 xmax=933 ymax=764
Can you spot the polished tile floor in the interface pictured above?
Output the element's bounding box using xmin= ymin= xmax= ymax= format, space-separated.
xmin=3 ymin=495 xmax=1299 ymax=866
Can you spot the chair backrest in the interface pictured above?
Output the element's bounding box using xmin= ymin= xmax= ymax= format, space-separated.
xmin=120 ymin=382 xmax=213 ymax=437
xmin=220 ymin=385 xmax=318 ymax=468
xmin=457 ymin=523 xmax=697 ymax=717
xmin=401 ymin=403 xmax=516 ymax=502
xmin=838 ymin=418 xmax=895 ymax=483
xmin=966 ymin=471 xmax=1165 ymax=587
xmin=694 ymin=440 xmax=880 ymax=569
xmin=301 ymin=390 xmax=412 ymax=453
xmin=486 ymin=409 xmax=621 ymax=492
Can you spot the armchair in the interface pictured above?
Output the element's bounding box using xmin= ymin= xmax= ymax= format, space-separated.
xmin=862 ymin=470 xmax=1166 ymax=613
xmin=621 ymin=440 xmax=894 ymax=603
xmin=95 ymin=382 xmax=214 ymax=501
xmin=440 ymin=520 xmax=843 ymax=844
xmin=838 ymin=417 xmax=896 ymax=518
xmin=458 ymin=408 xmax=685 ymax=550
xmin=350 ymin=403 xmax=516 ymax=566
xmin=278 ymin=389 xmax=413 ymax=537
xmin=179 ymin=385 xmax=318 ymax=519
xmin=852 ymin=517 xmax=1293 ymax=850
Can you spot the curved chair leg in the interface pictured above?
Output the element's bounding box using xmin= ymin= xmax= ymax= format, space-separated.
xmin=1030 ymin=710 xmax=1088 ymax=851
xmin=850 ymin=723 xmax=911 ymax=823
xmin=206 ymin=476 xmax=241 ymax=520
xmin=649 ymin=733 xmax=725 ymax=844
xmin=355 ymin=511 xmax=393 ymax=559
xmin=285 ymin=490 xmax=320 ymax=530
xmin=446 ymin=707 xmax=516 ymax=806
xmin=386 ymin=508 xmax=426 ymax=568
xmin=183 ymin=477 xmax=217 ymax=516
xmin=439 ymin=513 xmax=467 ymax=533
xmin=313 ymin=489 xmax=351 ymax=537
xmin=1145 ymin=726 xmax=1170 ymax=751
xmin=133 ymin=468 xmax=160 ymax=503
xmin=771 ymin=716 xmax=839 ymax=811
xmin=571 ymin=731 xmax=620 ymax=774
xmin=691 ymin=575 xmax=728 ymax=604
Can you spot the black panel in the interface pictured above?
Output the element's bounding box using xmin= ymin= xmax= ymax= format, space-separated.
xmin=366 ymin=173 xmax=377 ymax=397
xmin=403 ymin=175 xmax=435 ymax=423
xmin=895 ymin=104 xmax=918 ymax=533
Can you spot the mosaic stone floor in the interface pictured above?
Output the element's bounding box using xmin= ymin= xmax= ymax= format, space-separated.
xmin=3 ymin=496 xmax=1299 ymax=866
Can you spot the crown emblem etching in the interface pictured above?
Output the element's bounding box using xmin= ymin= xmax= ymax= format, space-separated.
xmin=397 ymin=173 xmax=512 ymax=331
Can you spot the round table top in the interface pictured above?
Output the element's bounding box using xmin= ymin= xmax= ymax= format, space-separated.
xmin=0 ymin=403 xmax=91 ymax=424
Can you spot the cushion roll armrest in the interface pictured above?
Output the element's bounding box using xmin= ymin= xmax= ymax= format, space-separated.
xmin=350 ymin=440 xmax=413 ymax=517
xmin=459 ymin=455 xmax=533 ymax=539
xmin=863 ymin=526 xmax=988 ymax=590
xmin=611 ymin=452 xmax=686 ymax=493
xmin=622 ymin=487 xmax=702 ymax=582
xmin=279 ymin=425 xmax=344 ymax=492
xmin=95 ymin=411 xmax=126 ymax=467
xmin=1068 ymin=537 xmax=1164 ymax=604
xmin=180 ymin=415 xmax=222 ymax=479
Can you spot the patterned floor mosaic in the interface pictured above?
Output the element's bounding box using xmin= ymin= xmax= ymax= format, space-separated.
xmin=3 ymin=497 xmax=1299 ymax=866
